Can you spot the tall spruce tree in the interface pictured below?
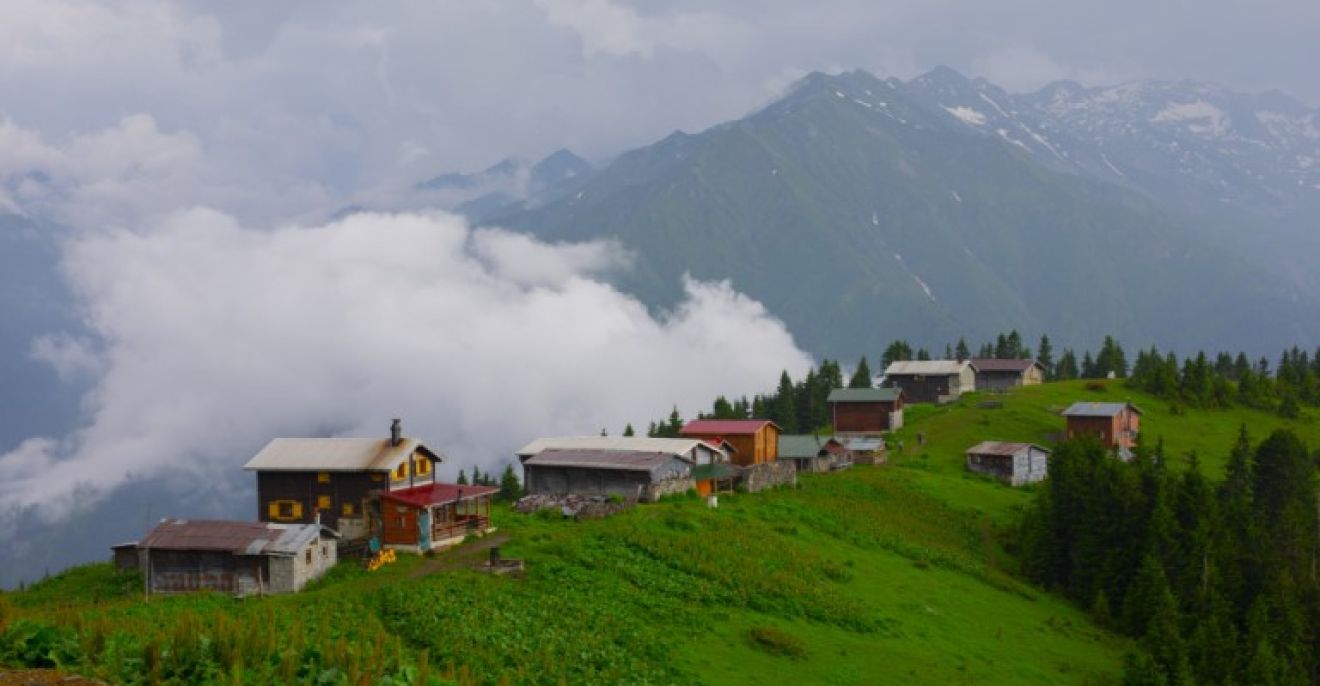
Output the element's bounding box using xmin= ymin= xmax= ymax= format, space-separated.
xmin=848 ymin=358 xmax=873 ymax=388
xmin=1037 ymin=335 xmax=1054 ymax=376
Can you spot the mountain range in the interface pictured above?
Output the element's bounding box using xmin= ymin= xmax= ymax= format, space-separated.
xmin=447 ymin=67 xmax=1320 ymax=360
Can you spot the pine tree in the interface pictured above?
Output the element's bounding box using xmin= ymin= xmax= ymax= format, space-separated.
xmin=771 ymin=371 xmax=798 ymax=431
xmin=955 ymin=337 xmax=970 ymax=361
xmin=1121 ymin=651 xmax=1170 ymax=686
xmin=498 ymin=465 xmax=522 ymax=501
xmin=848 ymin=358 xmax=873 ymax=388
xmin=916 ymin=348 xmax=931 ymax=361
xmin=623 ymin=423 xmax=635 ymax=437
xmin=457 ymin=469 xmax=468 ymax=485
xmin=1037 ymin=335 xmax=1054 ymax=377
xmin=881 ymin=340 xmax=913 ymax=368
xmin=665 ymin=407 xmax=684 ymax=437
xmin=1056 ymin=349 xmax=1080 ymax=380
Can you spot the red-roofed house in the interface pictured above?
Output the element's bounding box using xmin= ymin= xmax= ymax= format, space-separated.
xmin=680 ymin=419 xmax=781 ymax=466
xmin=380 ymin=483 xmax=498 ymax=552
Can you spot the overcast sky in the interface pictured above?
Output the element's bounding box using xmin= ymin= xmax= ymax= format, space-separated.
xmin=2 ymin=0 xmax=1317 ymax=226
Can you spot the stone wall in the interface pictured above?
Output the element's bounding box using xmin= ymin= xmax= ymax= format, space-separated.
xmin=515 ymin=494 xmax=637 ymax=520
xmin=641 ymin=476 xmax=696 ymax=502
xmin=741 ymin=461 xmax=797 ymax=493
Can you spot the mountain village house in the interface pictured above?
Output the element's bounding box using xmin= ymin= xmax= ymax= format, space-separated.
xmin=380 ymin=483 xmax=498 ymax=552
xmin=778 ymin=435 xmax=850 ymax=473
xmin=1062 ymin=402 xmax=1143 ymax=459
xmin=112 ymin=519 xmax=338 ymax=596
xmin=516 ymin=436 xmax=734 ymax=499
xmin=965 ymin=441 xmax=1051 ymax=486
xmin=882 ymin=360 xmax=977 ymax=404
xmin=827 ymin=387 xmax=905 ymax=434
xmin=242 ymin=419 xmax=444 ymax=540
xmin=679 ymin=419 xmax=781 ymax=466
xmin=969 ymin=359 xmax=1046 ymax=391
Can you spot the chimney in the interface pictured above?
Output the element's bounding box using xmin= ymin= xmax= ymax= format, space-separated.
xmin=390 ymin=418 xmax=402 ymax=447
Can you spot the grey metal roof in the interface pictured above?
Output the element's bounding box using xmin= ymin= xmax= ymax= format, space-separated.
xmin=515 ymin=436 xmax=721 ymax=459
xmin=242 ymin=437 xmax=443 ymax=472
xmin=778 ymin=435 xmax=840 ymax=459
xmin=844 ymin=437 xmax=885 ymax=451
xmin=884 ymin=360 xmax=971 ymax=376
xmin=136 ymin=519 xmax=337 ymax=557
xmin=965 ymin=441 xmax=1050 ymax=457
xmin=969 ymin=358 xmax=1043 ymax=373
xmin=522 ymin=449 xmax=680 ymax=472
xmin=827 ymin=388 xmax=902 ymax=403
xmin=1062 ymin=402 xmax=1143 ymax=417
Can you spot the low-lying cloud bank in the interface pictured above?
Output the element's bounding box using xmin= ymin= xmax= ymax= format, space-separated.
xmin=0 ymin=210 xmax=811 ymax=529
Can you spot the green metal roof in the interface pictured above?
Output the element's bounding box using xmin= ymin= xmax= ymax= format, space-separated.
xmin=827 ymin=387 xmax=902 ymax=403
xmin=691 ymin=463 xmax=740 ymax=480
xmin=778 ymin=434 xmax=840 ymax=459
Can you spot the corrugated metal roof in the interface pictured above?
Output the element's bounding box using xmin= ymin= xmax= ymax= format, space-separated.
xmin=680 ymin=419 xmax=780 ymax=436
xmin=137 ymin=519 xmax=334 ymax=556
xmin=1062 ymin=402 xmax=1143 ymax=417
xmin=884 ymin=360 xmax=970 ymax=376
xmin=778 ymin=435 xmax=842 ymax=459
xmin=242 ymin=437 xmax=444 ymax=472
xmin=844 ymin=437 xmax=885 ymax=451
xmin=965 ymin=441 xmax=1049 ymax=457
xmin=523 ymin=449 xmax=680 ymax=472
xmin=382 ymin=483 xmax=499 ymax=508
xmin=827 ymin=388 xmax=902 ymax=403
xmin=969 ymin=358 xmax=1042 ymax=373
xmin=514 ymin=436 xmax=726 ymax=458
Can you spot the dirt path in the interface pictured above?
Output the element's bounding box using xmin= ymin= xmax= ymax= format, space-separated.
xmin=0 ymin=670 xmax=106 ymax=685
xmin=408 ymin=533 xmax=512 ymax=578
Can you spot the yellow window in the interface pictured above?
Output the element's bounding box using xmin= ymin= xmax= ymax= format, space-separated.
xmin=269 ymin=500 xmax=302 ymax=521
xmin=415 ymin=458 xmax=429 ymax=475
xmin=317 ymin=472 xmax=330 ymax=484
xmin=341 ymin=501 xmax=356 ymax=517
xmin=317 ymin=495 xmax=332 ymax=510
xmin=394 ymin=461 xmax=409 ymax=480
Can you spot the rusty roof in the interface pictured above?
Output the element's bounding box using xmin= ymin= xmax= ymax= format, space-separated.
xmin=523 ymin=449 xmax=681 ymax=472
xmin=242 ymin=437 xmax=444 ymax=472
xmin=382 ymin=482 xmax=499 ymax=508
xmin=969 ymin=358 xmax=1043 ymax=373
xmin=136 ymin=519 xmax=335 ymax=556
xmin=965 ymin=441 xmax=1050 ymax=457
xmin=680 ymin=419 xmax=781 ymax=436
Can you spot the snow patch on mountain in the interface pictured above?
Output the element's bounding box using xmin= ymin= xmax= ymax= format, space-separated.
xmin=1152 ymin=101 xmax=1229 ymax=136
xmin=944 ymin=106 xmax=987 ymax=126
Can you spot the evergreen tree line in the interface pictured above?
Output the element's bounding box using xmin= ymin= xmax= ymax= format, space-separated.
xmin=1129 ymin=345 xmax=1320 ymax=417
xmin=456 ymin=465 xmax=524 ymax=501
xmin=1020 ymin=430 xmax=1320 ymax=685
xmin=880 ymin=332 xmax=1129 ymax=383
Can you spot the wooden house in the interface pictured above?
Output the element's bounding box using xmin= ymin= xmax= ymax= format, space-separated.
xmin=970 ymin=359 xmax=1046 ymax=391
xmin=844 ymin=437 xmax=887 ymax=465
xmin=515 ymin=436 xmax=733 ymax=497
xmin=112 ymin=519 xmax=338 ymax=596
xmin=680 ymin=419 xmax=781 ymax=466
xmin=1062 ymin=402 xmax=1142 ymax=458
xmin=778 ymin=435 xmax=849 ymax=473
xmin=827 ymin=387 xmax=905 ymax=434
xmin=965 ymin=441 xmax=1050 ymax=486
xmin=380 ymin=483 xmax=497 ymax=552
xmin=882 ymin=360 xmax=977 ymax=404
xmin=522 ymin=449 xmax=698 ymax=501
xmin=242 ymin=419 xmax=445 ymax=540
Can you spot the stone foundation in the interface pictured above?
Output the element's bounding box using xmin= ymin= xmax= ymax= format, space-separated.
xmin=741 ymin=461 xmax=797 ymax=493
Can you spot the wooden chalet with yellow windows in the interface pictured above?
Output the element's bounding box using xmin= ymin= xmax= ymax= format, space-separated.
xmin=242 ymin=419 xmax=445 ymax=540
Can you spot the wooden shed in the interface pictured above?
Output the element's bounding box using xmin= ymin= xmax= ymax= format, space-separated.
xmin=882 ymin=360 xmax=977 ymax=404
xmin=113 ymin=519 xmax=339 ymax=596
xmin=380 ymin=483 xmax=497 ymax=552
xmin=827 ymin=387 xmax=905 ymax=434
xmin=965 ymin=441 xmax=1050 ymax=486
xmin=777 ymin=435 xmax=849 ymax=473
xmin=970 ymin=359 xmax=1046 ymax=391
xmin=680 ymin=419 xmax=782 ymax=466
xmin=1062 ymin=402 xmax=1143 ymax=459
xmin=242 ymin=419 xmax=445 ymax=540
xmin=522 ymin=449 xmax=696 ymax=502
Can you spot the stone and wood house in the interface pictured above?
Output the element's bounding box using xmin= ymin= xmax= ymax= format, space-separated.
xmin=521 ymin=449 xmax=700 ymax=501
xmin=242 ymin=419 xmax=445 ymax=540
xmin=516 ymin=436 xmax=734 ymax=497
xmin=882 ymin=360 xmax=977 ymax=404
xmin=827 ymin=387 xmax=905 ymax=434
xmin=380 ymin=483 xmax=498 ymax=552
xmin=778 ymin=435 xmax=850 ymax=473
xmin=112 ymin=518 xmax=338 ymax=596
xmin=844 ymin=437 xmax=887 ymax=465
xmin=964 ymin=441 xmax=1050 ymax=486
xmin=1062 ymin=401 xmax=1143 ymax=459
xmin=970 ymin=359 xmax=1046 ymax=391
xmin=679 ymin=419 xmax=781 ymax=466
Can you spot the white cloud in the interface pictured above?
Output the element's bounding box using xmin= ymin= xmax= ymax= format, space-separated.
xmin=0 ymin=210 xmax=811 ymax=527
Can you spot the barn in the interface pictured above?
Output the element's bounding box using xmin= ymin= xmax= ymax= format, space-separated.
xmin=679 ymin=419 xmax=781 ymax=466
xmin=1062 ymin=402 xmax=1143 ymax=459
xmin=778 ymin=435 xmax=849 ymax=473
xmin=113 ymin=518 xmax=338 ymax=596
xmin=965 ymin=441 xmax=1050 ymax=486
xmin=970 ymin=359 xmax=1046 ymax=391
xmin=522 ymin=449 xmax=696 ymax=501
xmin=882 ymin=360 xmax=977 ymax=404
xmin=515 ymin=436 xmax=733 ymax=497
xmin=827 ymin=387 xmax=905 ymax=434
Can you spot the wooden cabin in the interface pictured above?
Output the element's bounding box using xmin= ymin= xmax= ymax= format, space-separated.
xmin=1062 ymin=402 xmax=1143 ymax=459
xmin=112 ymin=519 xmax=338 ymax=596
xmin=380 ymin=483 xmax=497 ymax=552
xmin=777 ymin=435 xmax=849 ymax=473
xmin=242 ymin=419 xmax=445 ymax=540
xmin=827 ymin=387 xmax=905 ymax=434
xmin=522 ymin=449 xmax=696 ymax=501
xmin=515 ymin=436 xmax=734 ymax=497
xmin=965 ymin=441 xmax=1050 ymax=486
xmin=680 ymin=419 xmax=781 ymax=467
xmin=882 ymin=360 xmax=977 ymax=404
xmin=970 ymin=359 xmax=1046 ymax=391
xmin=844 ymin=437 xmax=887 ymax=465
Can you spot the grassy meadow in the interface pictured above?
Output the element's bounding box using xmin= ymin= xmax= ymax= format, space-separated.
xmin=6 ymin=378 xmax=1313 ymax=685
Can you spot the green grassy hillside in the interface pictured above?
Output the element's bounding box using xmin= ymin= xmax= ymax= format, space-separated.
xmin=6 ymin=380 xmax=1311 ymax=685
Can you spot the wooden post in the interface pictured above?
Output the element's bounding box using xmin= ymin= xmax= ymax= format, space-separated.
xmin=143 ymin=547 xmax=150 ymax=601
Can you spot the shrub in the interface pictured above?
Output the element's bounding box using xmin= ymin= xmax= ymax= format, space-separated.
xmin=747 ymin=626 xmax=807 ymax=659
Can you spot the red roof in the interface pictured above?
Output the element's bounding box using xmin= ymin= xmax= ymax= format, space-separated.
xmin=680 ymin=419 xmax=779 ymax=436
xmin=382 ymin=482 xmax=498 ymax=508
